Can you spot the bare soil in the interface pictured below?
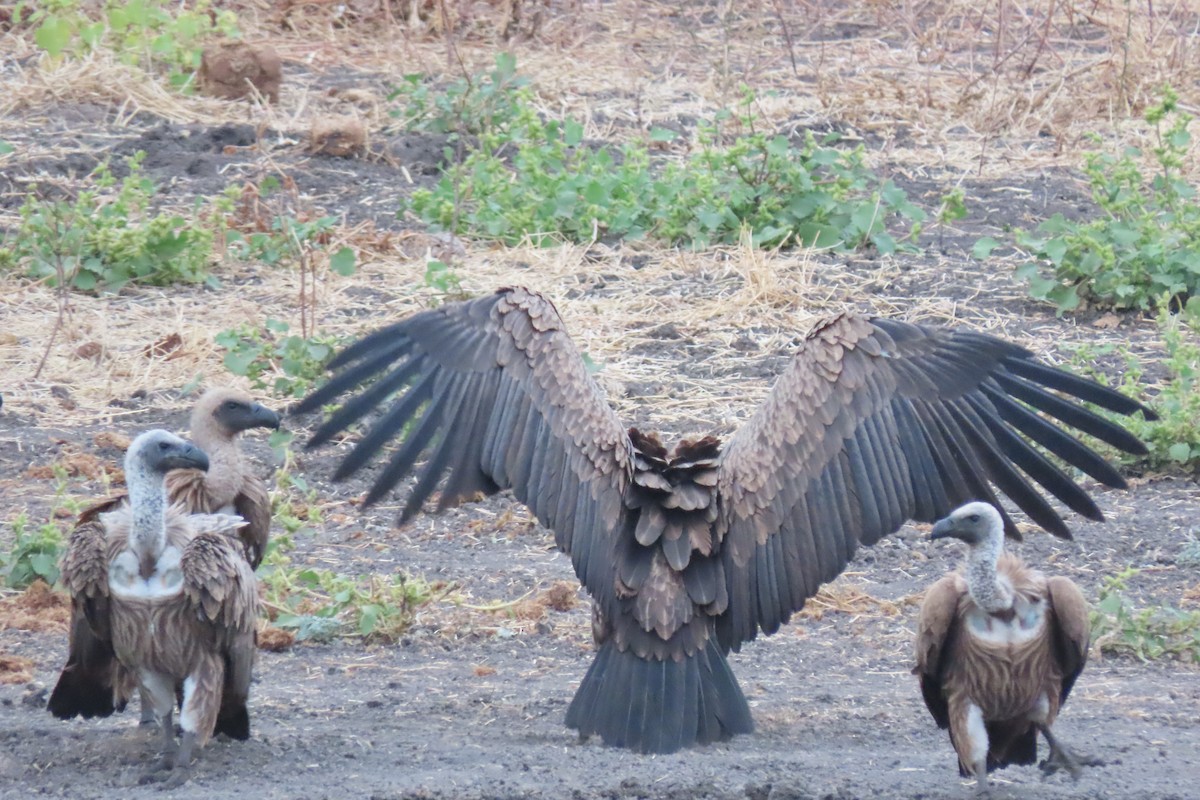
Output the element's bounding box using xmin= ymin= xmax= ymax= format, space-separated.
xmin=2 ymin=2 xmax=1200 ymax=799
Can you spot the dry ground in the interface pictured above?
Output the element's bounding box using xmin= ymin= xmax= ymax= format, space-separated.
xmin=1 ymin=2 xmax=1199 ymax=798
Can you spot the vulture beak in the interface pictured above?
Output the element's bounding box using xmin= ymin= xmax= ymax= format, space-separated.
xmin=929 ymin=517 xmax=958 ymax=541
xmin=249 ymin=402 xmax=283 ymax=431
xmin=161 ymin=441 xmax=210 ymax=473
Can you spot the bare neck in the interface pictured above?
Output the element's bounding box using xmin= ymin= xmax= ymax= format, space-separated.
xmin=126 ymin=463 xmax=168 ymax=578
xmin=965 ymin=535 xmax=1014 ymax=614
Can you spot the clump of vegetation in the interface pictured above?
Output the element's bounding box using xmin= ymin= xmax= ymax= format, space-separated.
xmin=18 ymin=0 xmax=239 ymax=90
xmin=260 ymin=557 xmax=434 ymax=643
xmin=1066 ymin=302 xmax=1200 ymax=470
xmin=0 ymin=152 xmax=218 ymax=293
xmin=215 ymin=319 xmax=340 ymax=400
xmin=1091 ymin=568 xmax=1200 ymax=662
xmin=388 ymin=52 xmax=528 ymax=137
xmin=3 ymin=514 xmax=65 ymax=590
xmin=1014 ymin=87 xmax=1200 ymax=313
xmin=400 ymin=67 xmax=924 ymax=251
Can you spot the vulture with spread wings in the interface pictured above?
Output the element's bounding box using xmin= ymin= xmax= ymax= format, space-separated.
xmin=294 ymin=286 xmax=1153 ymax=754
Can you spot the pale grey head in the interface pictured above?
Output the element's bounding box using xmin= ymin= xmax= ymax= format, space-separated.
xmin=930 ymin=501 xmax=1004 ymax=548
xmin=126 ymin=429 xmax=210 ymax=477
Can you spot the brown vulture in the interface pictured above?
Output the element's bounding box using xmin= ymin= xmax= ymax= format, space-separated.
xmin=915 ymin=501 xmax=1101 ymax=793
xmin=293 ymin=286 xmax=1152 ymax=754
xmin=57 ymin=430 xmax=259 ymax=786
xmin=48 ymin=388 xmax=278 ymax=726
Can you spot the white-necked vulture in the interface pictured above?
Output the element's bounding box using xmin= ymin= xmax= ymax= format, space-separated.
xmin=915 ymin=501 xmax=1100 ymax=793
xmin=293 ymin=286 xmax=1152 ymax=754
xmin=57 ymin=430 xmax=259 ymax=785
xmin=48 ymin=388 xmax=277 ymax=726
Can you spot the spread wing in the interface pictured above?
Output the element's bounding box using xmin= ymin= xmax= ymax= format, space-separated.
xmin=1045 ymin=575 xmax=1089 ymax=703
xmin=293 ymin=287 xmax=635 ymax=612
xmin=912 ymin=573 xmax=966 ymax=729
xmin=715 ymin=314 xmax=1153 ymax=649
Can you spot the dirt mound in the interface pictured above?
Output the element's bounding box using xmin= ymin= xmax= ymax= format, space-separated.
xmin=198 ymin=41 xmax=282 ymax=103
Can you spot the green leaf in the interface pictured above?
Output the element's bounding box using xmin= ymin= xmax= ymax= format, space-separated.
xmin=972 ymin=237 xmax=1000 ymax=260
xmin=72 ymin=270 xmax=98 ymax=292
xmin=649 ymin=127 xmax=678 ymax=142
xmin=563 ymin=120 xmax=583 ymax=147
xmin=1168 ymin=442 xmax=1192 ymax=462
xmin=223 ymin=349 xmax=260 ymax=376
xmin=30 ymin=553 xmax=57 ymax=580
xmin=0 ymin=141 xmax=13 ymax=155
xmin=329 ymin=246 xmax=356 ymax=276
xmin=35 ymin=17 xmax=74 ymax=57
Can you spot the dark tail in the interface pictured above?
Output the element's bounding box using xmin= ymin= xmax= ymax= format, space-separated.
xmin=565 ymin=636 xmax=753 ymax=753
xmin=213 ymin=662 xmax=251 ymax=740
xmin=47 ymin=615 xmax=118 ymax=720
xmin=213 ymin=698 xmax=250 ymax=740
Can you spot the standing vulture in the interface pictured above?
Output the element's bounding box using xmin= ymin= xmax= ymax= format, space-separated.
xmin=294 ymin=286 xmax=1152 ymax=754
xmin=48 ymin=388 xmax=278 ymax=724
xmin=915 ymin=502 xmax=1099 ymax=793
xmin=57 ymin=430 xmax=259 ymax=785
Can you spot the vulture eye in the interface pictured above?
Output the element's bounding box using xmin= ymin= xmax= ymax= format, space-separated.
xmin=224 ymin=401 xmax=241 ymax=411
xmin=158 ymin=441 xmax=171 ymax=451
xmin=968 ymin=513 xmax=980 ymax=523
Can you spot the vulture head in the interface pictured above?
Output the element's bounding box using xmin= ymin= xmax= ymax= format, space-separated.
xmin=127 ymin=429 xmax=210 ymax=478
xmin=194 ymin=388 xmax=282 ymax=441
xmin=930 ymin=501 xmax=1004 ymax=549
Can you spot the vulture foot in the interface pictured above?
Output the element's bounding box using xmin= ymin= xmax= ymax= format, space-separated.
xmin=1036 ymin=724 xmax=1102 ymax=780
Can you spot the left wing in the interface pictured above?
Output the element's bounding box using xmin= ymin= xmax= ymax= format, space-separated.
xmin=715 ymin=314 xmax=1153 ymax=650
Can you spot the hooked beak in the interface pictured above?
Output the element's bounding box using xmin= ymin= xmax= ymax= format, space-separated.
xmin=163 ymin=441 xmax=210 ymax=473
xmin=929 ymin=517 xmax=957 ymax=541
xmin=249 ymin=402 xmax=282 ymax=431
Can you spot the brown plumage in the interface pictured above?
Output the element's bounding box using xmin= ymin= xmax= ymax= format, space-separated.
xmin=915 ymin=502 xmax=1097 ymax=793
xmin=57 ymin=430 xmax=258 ymax=784
xmin=294 ymin=286 xmax=1152 ymax=753
xmin=48 ymin=389 xmax=278 ymax=726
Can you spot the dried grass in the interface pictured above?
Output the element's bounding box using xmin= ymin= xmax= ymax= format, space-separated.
xmin=0 ymin=581 xmax=72 ymax=634
xmin=0 ymin=653 xmax=35 ymax=685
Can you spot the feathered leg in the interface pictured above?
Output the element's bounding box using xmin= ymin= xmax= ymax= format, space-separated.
xmin=949 ymin=699 xmax=991 ymax=795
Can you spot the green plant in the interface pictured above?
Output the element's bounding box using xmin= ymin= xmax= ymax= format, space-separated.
xmin=1091 ymin=567 xmax=1200 ymax=662
xmin=402 ymin=86 xmax=924 ymax=251
xmin=388 ymin=52 xmax=529 ymax=137
xmin=0 ymin=153 xmax=218 ymax=293
xmin=260 ymin=558 xmax=434 ymax=643
xmin=1065 ymin=301 xmax=1200 ymax=470
xmin=215 ymin=320 xmax=339 ymax=399
xmin=3 ymin=514 xmax=65 ymax=589
xmin=17 ymin=0 xmax=239 ymax=90
xmin=222 ymin=175 xmax=356 ymax=340
xmin=1014 ymin=87 xmax=1200 ymax=313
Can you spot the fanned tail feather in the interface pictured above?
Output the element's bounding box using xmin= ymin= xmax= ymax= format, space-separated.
xmin=565 ymin=637 xmax=753 ymax=754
